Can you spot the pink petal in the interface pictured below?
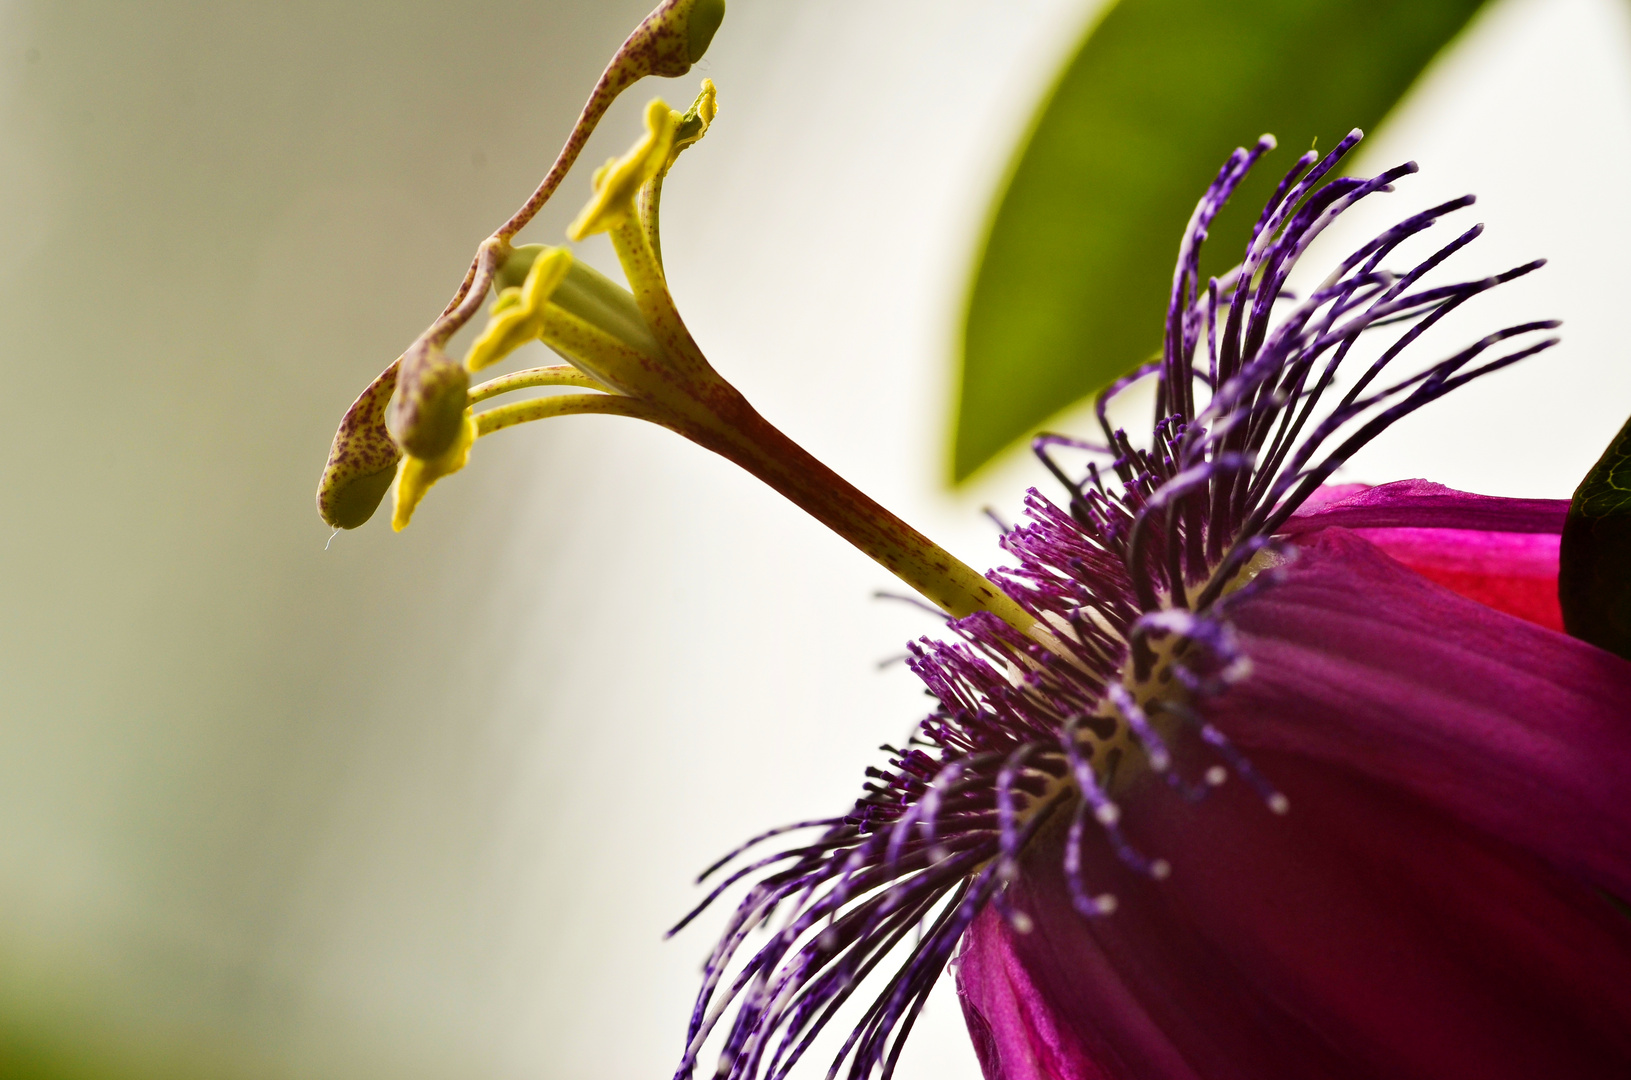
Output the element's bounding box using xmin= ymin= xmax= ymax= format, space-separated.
xmin=958 ymin=527 xmax=1631 ymax=1080
xmin=1350 ymin=526 xmax=1562 ymax=630
xmin=1282 ymin=481 xmax=1568 ymax=629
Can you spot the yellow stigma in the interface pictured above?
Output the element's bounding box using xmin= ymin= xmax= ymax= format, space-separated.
xmin=567 ymin=99 xmax=677 ymax=241
xmin=464 ymin=246 xmax=574 ymax=373
xmin=392 ymin=411 xmax=476 ymax=531
xmin=667 ymin=79 xmax=717 ymax=168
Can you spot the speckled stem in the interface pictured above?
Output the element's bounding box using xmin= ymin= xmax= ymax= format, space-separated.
xmin=429 ymin=1 xmax=698 ymax=343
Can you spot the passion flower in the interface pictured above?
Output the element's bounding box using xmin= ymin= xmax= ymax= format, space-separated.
xmin=313 ymin=5 xmax=1631 ymax=1076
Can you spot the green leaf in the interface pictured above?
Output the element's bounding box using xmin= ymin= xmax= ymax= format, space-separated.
xmin=954 ymin=0 xmax=1489 ymax=480
xmin=1560 ymin=413 xmax=1631 ymax=660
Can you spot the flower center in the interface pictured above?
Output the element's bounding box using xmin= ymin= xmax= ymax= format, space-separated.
xmin=998 ymin=542 xmax=1296 ymax=896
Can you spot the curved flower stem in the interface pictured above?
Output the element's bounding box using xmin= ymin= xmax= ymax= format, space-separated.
xmin=475 ymin=393 xmax=663 ymax=437
xmin=606 ymin=216 xmax=716 ymax=382
xmin=469 ymin=365 xmax=612 ymax=404
xmin=429 ymin=238 xmax=510 ymax=348
xmin=424 ymin=2 xmax=710 ymax=350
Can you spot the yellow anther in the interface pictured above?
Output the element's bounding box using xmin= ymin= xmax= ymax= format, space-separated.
xmin=680 ymin=0 xmax=726 ymax=67
xmin=392 ymin=411 xmax=476 ymax=532
xmin=465 ymin=246 xmax=574 ymax=372
xmin=567 ymin=99 xmax=677 ymax=241
xmin=614 ymin=0 xmax=725 ymax=82
xmin=317 ymin=363 xmax=403 ymax=530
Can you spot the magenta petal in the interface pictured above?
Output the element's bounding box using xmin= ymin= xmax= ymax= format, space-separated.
xmin=960 ymin=750 xmax=1631 ymax=1080
xmin=957 ymin=911 xmax=1120 ymax=1080
xmin=1221 ymin=527 xmax=1631 ymax=897
xmin=1345 ymin=525 xmax=1559 ymax=576
xmin=1282 ymin=479 xmax=1568 ymax=534
xmin=958 ymin=527 xmax=1631 ymax=1080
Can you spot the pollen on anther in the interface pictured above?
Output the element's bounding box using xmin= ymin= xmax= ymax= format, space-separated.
xmin=1268 ymin=793 xmax=1291 ymax=815
xmin=1151 ymin=858 xmax=1172 ymax=880
xmin=1096 ymin=894 xmax=1118 ymax=915
xmin=1095 ymin=803 xmax=1120 ymax=825
xmin=1009 ymin=911 xmax=1035 ymax=934
xmin=1205 ymin=765 xmax=1227 ymax=786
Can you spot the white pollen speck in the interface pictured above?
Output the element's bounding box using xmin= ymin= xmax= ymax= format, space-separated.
xmin=1096 ymin=894 xmax=1118 ymax=915
xmin=1150 ymin=750 xmax=1170 ymax=772
xmin=1095 ymin=803 xmax=1120 ymax=826
xmin=1151 ymin=859 xmax=1172 ymax=880
xmin=1010 ymin=912 xmax=1035 ymax=934
xmin=1205 ymin=765 xmax=1227 ymax=786
xmin=1268 ymin=793 xmax=1290 ymax=815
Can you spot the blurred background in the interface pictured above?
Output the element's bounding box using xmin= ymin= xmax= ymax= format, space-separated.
xmin=1 ymin=0 xmax=1628 ymax=1077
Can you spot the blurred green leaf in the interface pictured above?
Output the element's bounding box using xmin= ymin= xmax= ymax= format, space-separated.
xmin=0 ymin=1013 xmax=241 ymax=1080
xmin=954 ymin=0 xmax=1489 ymax=480
xmin=1561 ymin=412 xmax=1631 ymax=660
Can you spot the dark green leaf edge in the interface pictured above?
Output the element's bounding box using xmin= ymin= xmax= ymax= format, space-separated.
xmin=1560 ymin=412 xmax=1631 ymax=660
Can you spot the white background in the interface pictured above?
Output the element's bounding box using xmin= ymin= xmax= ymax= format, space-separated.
xmin=0 ymin=0 xmax=1626 ymax=1078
